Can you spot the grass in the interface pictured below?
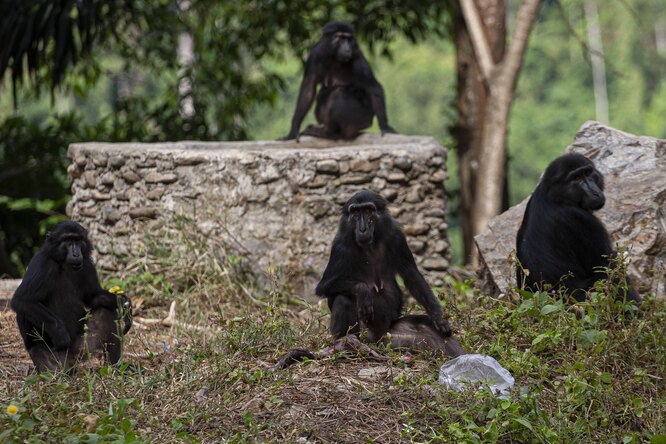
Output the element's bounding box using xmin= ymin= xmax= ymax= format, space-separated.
xmin=1 ymin=217 xmax=665 ymax=443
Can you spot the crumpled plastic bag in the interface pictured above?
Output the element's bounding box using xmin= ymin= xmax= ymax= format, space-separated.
xmin=438 ymin=354 xmax=514 ymax=398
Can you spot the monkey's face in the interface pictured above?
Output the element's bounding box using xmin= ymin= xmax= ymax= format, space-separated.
xmin=57 ymin=235 xmax=85 ymax=270
xmin=46 ymin=222 xmax=91 ymax=271
xmin=333 ymin=32 xmax=355 ymax=63
xmin=348 ymin=203 xmax=376 ymax=246
xmin=558 ymin=165 xmax=605 ymax=210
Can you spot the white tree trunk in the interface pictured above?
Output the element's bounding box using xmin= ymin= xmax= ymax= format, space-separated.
xmin=584 ymin=0 xmax=609 ymax=123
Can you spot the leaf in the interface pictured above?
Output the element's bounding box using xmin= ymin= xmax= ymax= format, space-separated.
xmin=632 ymin=397 xmax=644 ymax=418
xmin=540 ymin=304 xmax=562 ymax=316
xmin=513 ymin=417 xmax=534 ymax=431
xmin=577 ymin=329 xmax=607 ymax=349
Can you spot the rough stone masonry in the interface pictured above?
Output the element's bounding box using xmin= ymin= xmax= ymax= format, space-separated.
xmin=66 ymin=134 xmax=451 ymax=299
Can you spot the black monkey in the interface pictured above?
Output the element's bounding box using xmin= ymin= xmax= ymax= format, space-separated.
xmin=516 ymin=153 xmax=640 ymax=302
xmin=317 ymin=191 xmax=452 ymax=342
xmin=11 ymin=221 xmax=132 ymax=372
xmin=280 ymin=21 xmax=396 ymax=141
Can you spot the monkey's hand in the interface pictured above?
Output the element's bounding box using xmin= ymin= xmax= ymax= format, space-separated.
xmin=358 ymin=296 xmax=374 ymax=324
xmin=277 ymin=132 xmax=298 ymax=142
xmin=353 ymin=283 xmax=374 ymax=323
xmin=431 ymin=315 xmax=452 ymax=337
xmin=380 ymin=125 xmax=397 ymax=136
xmin=51 ymin=321 xmax=71 ymax=349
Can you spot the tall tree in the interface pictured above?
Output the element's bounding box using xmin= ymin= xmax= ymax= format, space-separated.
xmin=453 ymin=0 xmax=542 ymax=265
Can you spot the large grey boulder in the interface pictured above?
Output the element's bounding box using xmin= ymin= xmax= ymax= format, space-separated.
xmin=475 ymin=121 xmax=666 ymax=298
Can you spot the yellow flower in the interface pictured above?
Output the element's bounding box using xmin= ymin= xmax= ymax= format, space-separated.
xmin=6 ymin=404 xmax=18 ymax=415
xmin=108 ymin=286 xmax=124 ymax=295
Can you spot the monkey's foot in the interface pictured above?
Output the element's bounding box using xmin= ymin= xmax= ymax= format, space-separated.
xmin=268 ymin=349 xmax=316 ymax=371
xmin=299 ymin=124 xmax=336 ymax=139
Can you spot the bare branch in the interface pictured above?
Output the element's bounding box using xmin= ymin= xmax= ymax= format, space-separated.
xmin=500 ymin=0 xmax=542 ymax=89
xmin=554 ymin=0 xmax=622 ymax=76
xmin=460 ymin=0 xmax=496 ymax=81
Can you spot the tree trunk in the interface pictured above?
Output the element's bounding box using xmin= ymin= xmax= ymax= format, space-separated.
xmin=452 ymin=0 xmax=506 ymax=265
xmin=584 ymin=0 xmax=609 ymax=123
xmin=457 ymin=0 xmax=542 ymax=267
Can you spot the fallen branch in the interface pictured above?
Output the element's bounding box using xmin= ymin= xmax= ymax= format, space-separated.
xmin=133 ymin=301 xmax=220 ymax=332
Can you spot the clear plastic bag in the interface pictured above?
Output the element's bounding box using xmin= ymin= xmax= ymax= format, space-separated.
xmin=438 ymin=354 xmax=514 ymax=398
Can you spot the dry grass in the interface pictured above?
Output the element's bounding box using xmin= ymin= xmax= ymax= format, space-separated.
xmin=1 ymin=217 xmax=665 ymax=443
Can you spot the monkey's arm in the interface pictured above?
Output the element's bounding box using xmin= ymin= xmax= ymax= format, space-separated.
xmin=281 ymin=62 xmax=319 ymax=140
xmin=354 ymin=57 xmax=395 ymax=135
xmin=81 ymin=262 xmax=132 ymax=333
xmin=393 ymin=233 xmax=451 ymax=336
xmin=315 ymin=240 xmax=364 ymax=297
xmin=10 ymin=256 xmax=71 ymax=347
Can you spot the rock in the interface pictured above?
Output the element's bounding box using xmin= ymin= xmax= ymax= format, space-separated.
xmin=350 ymin=159 xmax=377 ymax=173
xmin=67 ymin=164 xmax=81 ymax=179
xmin=475 ymin=121 xmax=666 ymax=298
xmin=429 ymin=171 xmax=447 ymax=182
xmin=74 ymin=155 xmax=87 ymax=167
xmin=129 ymin=207 xmax=159 ymax=219
xmin=136 ymin=159 xmax=157 ymax=168
xmin=405 ymin=186 xmax=423 ymax=203
xmin=426 ymin=208 xmax=446 ymax=218
xmin=146 ymin=187 xmax=165 ymax=200
xmin=122 ymin=170 xmax=141 ymax=184
xmin=422 ymin=258 xmax=449 ymax=271
xmin=386 ymin=172 xmax=407 ymax=183
xmin=79 ymin=208 xmax=97 ymax=218
xmin=339 ymin=174 xmax=371 ymax=185
xmin=394 ymin=155 xmax=413 ymax=171
xmin=92 ymin=191 xmax=111 ymax=201
xmin=144 ymin=172 xmax=178 ymax=184
xmin=103 ymin=207 xmax=122 ymax=225
xmin=304 ymin=176 xmax=328 ymax=188
xmin=381 ymin=188 xmax=398 ymax=202
xmin=108 ymin=156 xmax=126 ymax=169
xmin=83 ymin=171 xmax=97 ymax=188
xmin=404 ymin=223 xmax=430 ymax=236
xmin=305 ymin=198 xmax=331 ymax=219
xmin=91 ymin=152 xmax=108 ymax=167
xmin=371 ymin=177 xmax=387 ymax=191
xmin=410 ymin=240 xmax=427 ymax=254
xmin=175 ymin=156 xmax=206 ymax=166
xmin=101 ymin=172 xmax=115 ymax=186
xmin=434 ymin=240 xmax=448 ymax=253
xmin=358 ymin=366 xmax=392 ymax=379
xmin=256 ymin=165 xmax=282 ymax=184
xmin=315 ymin=160 xmax=339 ymax=174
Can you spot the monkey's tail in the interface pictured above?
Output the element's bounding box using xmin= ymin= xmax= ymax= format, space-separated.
xmin=268 ymin=349 xmax=316 ymax=371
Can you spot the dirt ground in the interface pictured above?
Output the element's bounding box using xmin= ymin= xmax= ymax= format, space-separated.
xmin=0 ymin=299 xmax=184 ymax=395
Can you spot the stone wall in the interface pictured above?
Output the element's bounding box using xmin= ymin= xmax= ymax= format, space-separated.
xmin=66 ymin=134 xmax=451 ymax=299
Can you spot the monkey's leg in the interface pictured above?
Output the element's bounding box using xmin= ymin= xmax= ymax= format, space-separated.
xmin=328 ymin=294 xmax=360 ymax=339
xmin=28 ymin=344 xmax=69 ymax=373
